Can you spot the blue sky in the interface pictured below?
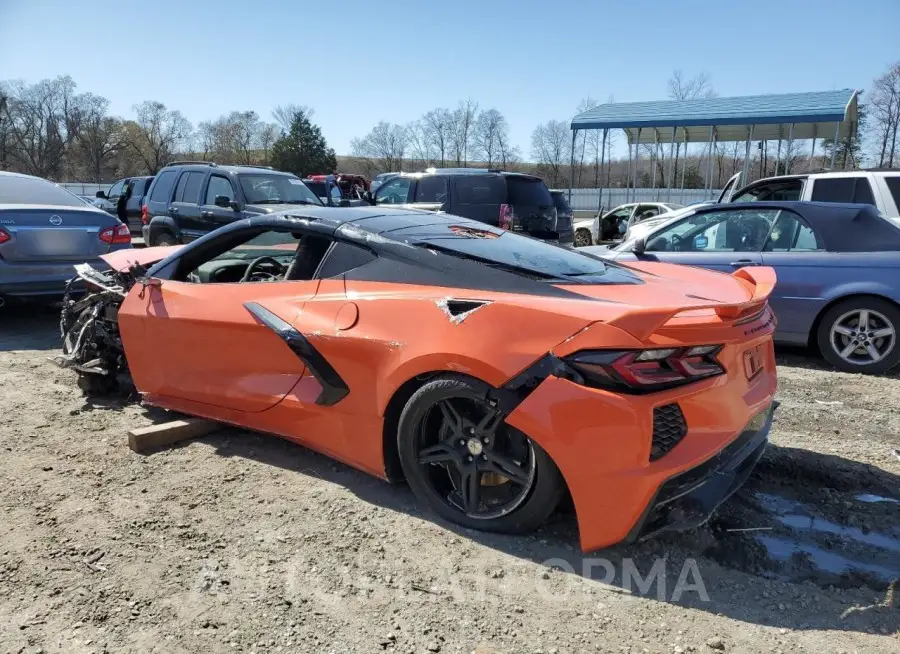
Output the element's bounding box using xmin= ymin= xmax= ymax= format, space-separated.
xmin=1 ymin=0 xmax=897 ymax=158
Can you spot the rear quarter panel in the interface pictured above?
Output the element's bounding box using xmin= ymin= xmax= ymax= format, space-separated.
xmin=760 ymin=251 xmax=900 ymax=343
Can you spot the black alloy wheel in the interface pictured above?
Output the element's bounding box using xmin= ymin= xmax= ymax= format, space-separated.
xmin=397 ymin=376 xmax=564 ymax=534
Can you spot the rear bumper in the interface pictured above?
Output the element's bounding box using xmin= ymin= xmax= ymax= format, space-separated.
xmin=624 ymin=403 xmax=773 ymax=542
xmin=504 ymin=333 xmax=778 ymax=552
xmin=0 ymin=256 xmax=118 ymax=297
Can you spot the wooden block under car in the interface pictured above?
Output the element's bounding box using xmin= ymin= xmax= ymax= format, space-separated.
xmin=127 ymin=418 xmax=221 ymax=453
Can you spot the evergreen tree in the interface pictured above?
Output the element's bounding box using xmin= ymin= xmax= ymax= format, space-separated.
xmin=270 ymin=109 xmax=336 ymax=177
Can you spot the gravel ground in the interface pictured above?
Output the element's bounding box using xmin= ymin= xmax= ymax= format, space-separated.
xmin=1 ymin=305 xmax=898 ymax=654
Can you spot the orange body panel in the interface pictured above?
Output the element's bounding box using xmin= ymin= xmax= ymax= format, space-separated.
xmin=117 ymin=258 xmax=778 ymax=551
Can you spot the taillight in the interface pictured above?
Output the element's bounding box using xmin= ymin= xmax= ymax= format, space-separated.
xmin=141 ymin=204 xmax=150 ymax=225
xmin=99 ymin=223 xmax=131 ymax=245
xmin=498 ymin=203 xmax=513 ymax=230
xmin=564 ymin=345 xmax=725 ymax=393
xmin=0 ymin=228 xmax=9 ymax=245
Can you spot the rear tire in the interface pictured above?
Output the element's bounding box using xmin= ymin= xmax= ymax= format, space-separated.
xmin=816 ymin=297 xmax=900 ymax=374
xmin=397 ymin=375 xmax=565 ymax=534
xmin=574 ymin=229 xmax=592 ymax=248
xmin=152 ymin=231 xmax=178 ymax=247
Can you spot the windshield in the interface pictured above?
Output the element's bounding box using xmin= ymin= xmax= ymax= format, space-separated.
xmin=0 ymin=175 xmax=89 ymax=207
xmin=238 ymin=175 xmax=323 ymax=206
xmin=414 ymin=227 xmax=608 ymax=279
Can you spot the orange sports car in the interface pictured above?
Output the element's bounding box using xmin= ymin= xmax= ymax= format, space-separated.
xmin=59 ymin=207 xmax=777 ymax=552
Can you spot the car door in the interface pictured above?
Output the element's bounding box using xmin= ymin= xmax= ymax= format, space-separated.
xmin=200 ymin=173 xmax=241 ymax=232
xmin=124 ymin=178 xmax=149 ymax=233
xmin=759 ymin=209 xmax=829 ymax=342
xmin=408 ymin=175 xmax=449 ymax=212
xmin=118 ymin=226 xmax=332 ymax=412
xmin=168 ymin=171 xmax=206 ymax=241
xmin=639 ymin=207 xmax=779 ymax=272
xmin=716 ymin=173 xmax=743 ymax=203
xmin=373 ymin=176 xmax=413 ymax=208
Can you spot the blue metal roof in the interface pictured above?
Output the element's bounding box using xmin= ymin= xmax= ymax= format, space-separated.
xmin=570 ymin=89 xmax=858 ymax=143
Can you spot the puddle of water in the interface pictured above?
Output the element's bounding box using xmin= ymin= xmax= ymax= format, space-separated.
xmin=856 ymin=493 xmax=900 ymax=505
xmin=778 ymin=514 xmax=900 ymax=553
xmin=756 ymin=535 xmax=899 ymax=583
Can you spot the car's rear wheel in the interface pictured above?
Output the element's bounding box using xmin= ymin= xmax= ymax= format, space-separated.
xmin=152 ymin=231 xmax=178 ymax=247
xmin=817 ymin=297 xmax=900 ymax=374
xmin=397 ymin=375 xmax=564 ymax=534
xmin=574 ymin=229 xmax=592 ymax=248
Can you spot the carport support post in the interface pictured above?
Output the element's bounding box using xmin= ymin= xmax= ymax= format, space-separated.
xmin=774 ymin=127 xmax=782 ymax=177
xmin=650 ymin=129 xmax=659 ymax=200
xmin=632 ymin=128 xmax=642 ymax=202
xmin=666 ymin=129 xmax=676 ymax=202
xmin=785 ymin=123 xmax=794 ymax=174
xmin=569 ymin=129 xmax=577 ymax=204
xmin=680 ymin=129 xmax=688 ymax=192
xmin=830 ymin=121 xmax=840 ymax=169
xmin=598 ymin=129 xmax=608 ymax=212
xmin=705 ymin=126 xmax=715 ymax=199
xmin=740 ymin=125 xmax=754 ymax=188
xmin=809 ymin=124 xmax=817 ymax=172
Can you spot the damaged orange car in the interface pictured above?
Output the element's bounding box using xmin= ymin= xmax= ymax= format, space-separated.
xmin=59 ymin=208 xmax=777 ymax=552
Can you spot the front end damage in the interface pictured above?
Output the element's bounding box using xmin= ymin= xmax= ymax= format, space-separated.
xmin=56 ymin=262 xmax=144 ymax=395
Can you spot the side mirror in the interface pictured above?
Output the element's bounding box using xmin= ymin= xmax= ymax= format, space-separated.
xmin=214 ymin=195 xmax=231 ymax=208
xmin=229 ymin=200 xmax=240 ymax=211
xmin=632 ymin=237 xmax=646 ymax=254
xmin=96 ymin=190 xmax=106 ymax=199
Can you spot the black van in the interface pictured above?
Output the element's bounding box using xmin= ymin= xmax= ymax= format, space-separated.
xmin=369 ymin=168 xmax=559 ymax=241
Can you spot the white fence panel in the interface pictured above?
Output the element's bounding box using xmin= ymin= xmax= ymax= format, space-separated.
xmin=59 ymin=182 xmax=112 ymax=197
xmin=558 ymin=188 xmax=723 ymax=212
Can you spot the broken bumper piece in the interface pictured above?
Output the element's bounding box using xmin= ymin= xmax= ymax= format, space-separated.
xmin=625 ymin=403 xmax=775 ymax=542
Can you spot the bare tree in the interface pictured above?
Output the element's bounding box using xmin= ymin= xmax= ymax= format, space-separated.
xmin=350 ymin=121 xmax=407 ymax=174
xmin=531 ymin=120 xmax=570 ymax=187
xmin=74 ymin=93 xmax=124 ymax=182
xmin=2 ymin=75 xmax=83 ymax=179
xmin=573 ymin=97 xmax=598 ymax=186
xmin=871 ymin=62 xmax=900 ymax=167
xmin=472 ymin=108 xmax=511 ymax=167
xmin=405 ymin=119 xmax=435 ymax=169
xmin=127 ymin=101 xmax=192 ymax=174
xmin=451 ymin=100 xmax=478 ymax=166
xmin=272 ymin=104 xmax=312 ymax=134
xmin=667 ymin=70 xmax=716 ymax=186
xmin=257 ymin=122 xmax=279 ymax=164
xmin=422 ymin=108 xmax=453 ymax=167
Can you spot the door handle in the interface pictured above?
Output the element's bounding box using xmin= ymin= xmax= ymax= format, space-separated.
xmin=167 ymin=207 xmax=178 ymax=215
xmin=201 ymin=211 xmax=214 ymax=218
xmin=730 ymin=259 xmax=754 ymax=267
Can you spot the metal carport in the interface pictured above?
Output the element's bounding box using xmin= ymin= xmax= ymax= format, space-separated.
xmin=569 ymin=89 xmax=859 ymax=206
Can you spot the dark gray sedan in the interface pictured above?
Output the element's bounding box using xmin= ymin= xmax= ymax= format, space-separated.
xmin=0 ymin=172 xmax=132 ymax=304
xmin=584 ymin=201 xmax=900 ymax=374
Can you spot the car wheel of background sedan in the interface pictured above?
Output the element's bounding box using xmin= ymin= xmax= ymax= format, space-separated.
xmin=151 ymin=231 xmax=178 ymax=247
xmin=397 ymin=375 xmax=565 ymax=534
xmin=574 ymin=229 xmax=592 ymax=248
xmin=817 ymin=297 xmax=900 ymax=374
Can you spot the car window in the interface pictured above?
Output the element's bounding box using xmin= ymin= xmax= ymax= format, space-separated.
xmin=316 ymin=241 xmax=377 ymax=278
xmin=634 ymin=205 xmax=661 ymax=221
xmin=414 ymin=176 xmax=449 ymax=203
xmin=205 ymin=175 xmax=236 ymax=205
xmin=732 ymin=180 xmax=803 ymax=202
xmin=885 ymin=177 xmax=900 ymax=210
xmin=173 ymin=173 xmax=190 ymax=203
xmin=129 ymin=178 xmax=148 ymax=197
xmin=505 ymin=177 xmax=553 ymax=206
xmin=646 ymin=209 xmax=779 ymax=253
xmin=107 ymin=180 xmax=125 ymax=199
xmin=174 ymin=172 xmax=204 ymax=204
xmin=0 ymin=174 xmax=88 ymax=207
xmin=375 ymin=177 xmax=412 ymax=204
xmin=455 ymin=176 xmax=506 ymax=204
xmin=149 ymin=170 xmax=179 ymax=203
xmin=609 ymin=206 xmax=633 ymax=219
xmin=237 ymin=174 xmax=320 ymax=206
xmin=550 ymin=192 xmax=572 ymax=213
xmin=763 ymin=212 xmax=823 ymax=252
xmin=810 ymin=177 xmax=875 ymax=205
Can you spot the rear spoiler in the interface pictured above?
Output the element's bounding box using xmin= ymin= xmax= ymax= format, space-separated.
xmin=604 ymin=266 xmax=777 ymax=341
